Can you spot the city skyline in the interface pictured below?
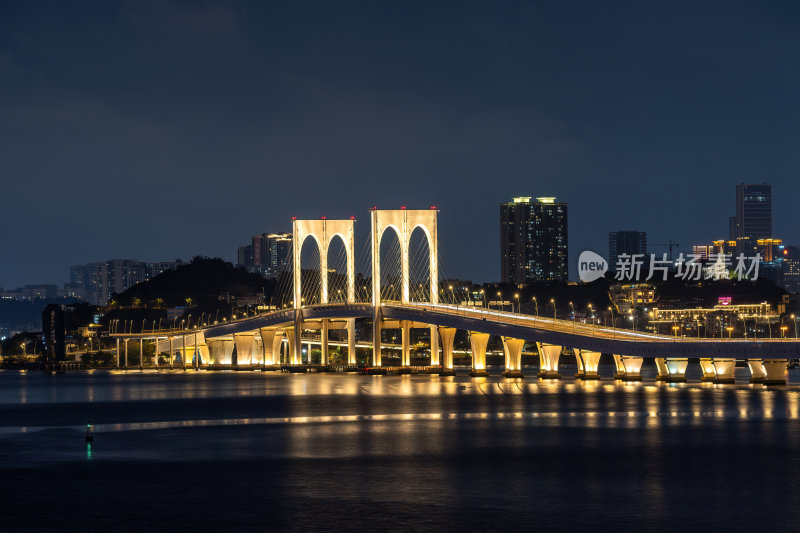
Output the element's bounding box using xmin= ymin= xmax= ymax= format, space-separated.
xmin=2 ymin=2 xmax=799 ymax=289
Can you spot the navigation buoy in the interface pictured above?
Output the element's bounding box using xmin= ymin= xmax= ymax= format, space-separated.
xmin=85 ymin=422 xmax=94 ymax=443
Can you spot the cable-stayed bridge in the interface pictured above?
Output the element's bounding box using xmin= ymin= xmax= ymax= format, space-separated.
xmin=112 ymin=208 xmax=800 ymax=385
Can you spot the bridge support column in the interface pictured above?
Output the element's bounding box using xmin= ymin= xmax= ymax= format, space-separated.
xmin=372 ymin=308 xmax=382 ymax=367
xmin=577 ymin=350 xmax=601 ymax=380
xmin=438 ymin=326 xmax=456 ymax=376
xmin=272 ymin=332 xmax=284 ymax=366
xmin=536 ymin=343 xmax=561 ymax=379
xmin=233 ymin=333 xmax=255 ymax=368
xmin=700 ymin=358 xmax=717 ymax=382
xmin=154 ymin=339 xmax=159 ymax=369
xmin=655 ymin=358 xmax=668 ymax=380
xmin=612 ymin=354 xmax=624 ymax=379
xmin=747 ymin=359 xmax=766 ymax=383
xmin=618 ymin=356 xmax=643 ymax=381
xmin=181 ymin=336 xmax=187 ymax=370
xmin=502 ymin=338 xmax=525 ymax=378
xmin=430 ymin=325 xmax=440 ymax=366
xmin=169 ymin=337 xmax=174 ymax=369
xmin=293 ymin=310 xmax=304 ymax=365
xmin=469 ymin=332 xmax=490 ymax=377
xmin=401 ymin=321 xmax=411 ymax=367
xmin=321 ymin=319 xmax=329 ymax=365
xmin=347 ymin=319 xmax=356 ymax=365
xmin=763 ymin=359 xmax=788 ymax=386
xmin=139 ymin=339 xmax=143 ymax=370
xmin=124 ymin=339 xmax=129 ymax=370
xmin=287 ymin=331 xmax=297 ymax=365
xmin=116 ymin=338 xmax=120 ymax=369
xmin=713 ymin=358 xmax=736 ymax=384
xmin=259 ymin=328 xmax=277 ymax=366
xmin=197 ymin=343 xmax=209 ymax=368
xmin=662 ymin=358 xmax=688 ymax=382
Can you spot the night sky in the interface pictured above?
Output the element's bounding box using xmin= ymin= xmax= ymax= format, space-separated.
xmin=1 ymin=1 xmax=798 ymax=288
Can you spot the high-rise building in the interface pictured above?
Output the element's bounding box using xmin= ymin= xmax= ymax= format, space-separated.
xmin=733 ymin=183 xmax=772 ymax=253
xmin=500 ymin=196 xmax=568 ymax=283
xmin=609 ymin=231 xmax=647 ymax=270
xmin=781 ymin=246 xmax=800 ymax=294
xmin=238 ymin=233 xmax=292 ymax=278
xmin=67 ymin=260 xmax=183 ymax=305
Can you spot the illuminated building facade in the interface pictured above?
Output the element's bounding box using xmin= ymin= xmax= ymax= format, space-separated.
xmin=500 ymin=196 xmax=568 ymax=283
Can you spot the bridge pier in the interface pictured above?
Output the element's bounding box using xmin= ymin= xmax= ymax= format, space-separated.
xmin=321 ymin=319 xmax=329 ymax=365
xmin=700 ymin=358 xmax=717 ymax=382
xmin=293 ymin=311 xmax=304 ymax=365
xmin=502 ymin=337 xmax=525 ymax=378
xmin=347 ymin=319 xmax=356 ymax=365
xmin=763 ymin=359 xmax=788 ymax=386
xmin=536 ymin=343 xmax=561 ymax=379
xmin=287 ymin=329 xmax=298 ymax=365
xmin=401 ymin=320 xmax=411 ymax=367
xmin=116 ymin=338 xmax=120 ymax=369
xmin=747 ymin=359 xmax=766 ymax=383
xmin=576 ymin=349 xmax=601 ymax=380
xmin=169 ymin=337 xmax=174 ymax=369
xmin=124 ymin=339 xmax=129 ymax=370
xmin=373 ymin=308 xmax=382 ymax=367
xmin=656 ymin=358 xmax=687 ymax=382
xmin=713 ymin=358 xmax=736 ymax=384
xmin=197 ymin=343 xmax=208 ymax=368
xmin=430 ymin=325 xmax=440 ymax=366
xmin=469 ymin=332 xmax=490 ymax=377
xmin=438 ymin=326 xmax=456 ymax=376
xmin=260 ymin=328 xmax=276 ymax=366
xmin=207 ymin=339 xmax=230 ymax=366
xmin=233 ymin=332 xmax=255 ymax=368
xmin=615 ymin=355 xmax=643 ymax=381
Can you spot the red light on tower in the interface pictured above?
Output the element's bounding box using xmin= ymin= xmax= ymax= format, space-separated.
xmin=291 ymin=216 xmax=297 ymax=220
xmin=430 ymin=205 xmax=437 ymax=210
xmin=321 ymin=216 xmax=326 ymax=220
xmin=372 ymin=205 xmax=378 ymax=210
xmin=400 ymin=205 xmax=406 ymax=210
xmin=350 ymin=216 xmax=356 ymax=220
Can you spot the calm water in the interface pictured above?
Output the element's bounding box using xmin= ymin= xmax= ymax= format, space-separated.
xmin=1 ymin=364 xmax=800 ymax=531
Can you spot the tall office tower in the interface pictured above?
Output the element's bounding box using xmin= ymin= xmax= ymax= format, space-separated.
xmin=781 ymin=246 xmax=800 ymax=294
xmin=500 ymin=196 xmax=568 ymax=283
xmin=239 ymin=233 xmax=292 ymax=277
xmin=735 ymin=183 xmax=772 ymax=253
xmin=266 ymin=233 xmax=292 ymax=277
xmin=609 ymin=231 xmax=647 ymax=270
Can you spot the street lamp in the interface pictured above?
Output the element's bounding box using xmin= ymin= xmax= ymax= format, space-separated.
xmin=550 ymin=298 xmax=557 ymax=322
xmin=727 ymin=326 xmax=734 ymax=338
xmin=514 ymin=293 xmax=520 ymax=313
xmin=793 ymin=314 xmax=798 ymax=338
xmin=672 ymin=325 xmax=679 ymax=337
xmin=781 ymin=326 xmax=788 ymax=338
xmin=533 ymin=297 xmax=539 ymax=317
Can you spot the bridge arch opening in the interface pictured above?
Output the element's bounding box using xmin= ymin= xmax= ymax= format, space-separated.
xmin=408 ymin=226 xmax=431 ymax=302
xmin=378 ymin=228 xmax=402 ymax=302
xmin=299 ymin=235 xmax=322 ymax=306
xmin=326 ymin=234 xmax=349 ymax=303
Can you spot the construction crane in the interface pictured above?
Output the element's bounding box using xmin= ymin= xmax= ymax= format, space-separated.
xmin=649 ymin=240 xmax=680 ymax=261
